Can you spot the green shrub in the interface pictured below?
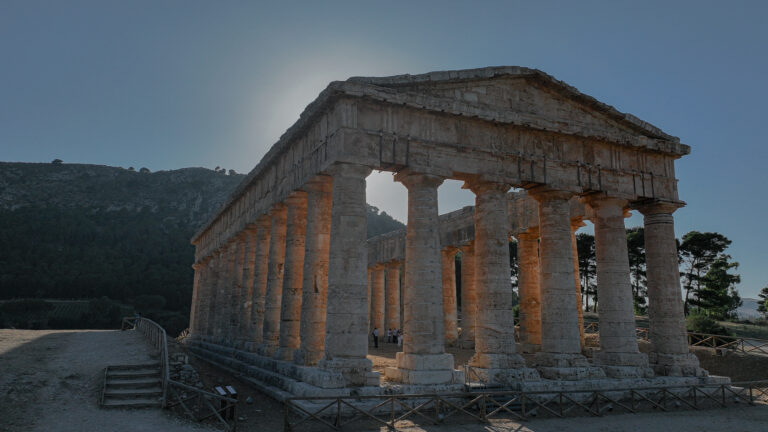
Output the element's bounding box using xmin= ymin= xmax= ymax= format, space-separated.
xmin=686 ymin=312 xmax=728 ymax=335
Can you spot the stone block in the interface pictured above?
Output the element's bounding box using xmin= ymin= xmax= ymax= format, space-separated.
xmin=395 ymin=352 xmax=454 ymax=371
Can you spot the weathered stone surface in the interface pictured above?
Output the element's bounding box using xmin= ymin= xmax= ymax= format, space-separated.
xmin=295 ymin=176 xmax=332 ymax=366
xmin=636 ymin=200 xmax=705 ymax=377
xmin=441 ymin=247 xmax=459 ymax=345
xmin=319 ymin=162 xmax=374 ymax=386
xmin=276 ymin=191 xmax=308 ymax=361
xmin=392 ymin=171 xmax=456 ymax=385
xmin=187 ymin=67 xmax=702 ymax=392
xmin=458 ymin=242 xmax=476 ymax=349
xmin=385 ymin=261 xmax=401 ymax=333
xmin=258 ymin=204 xmax=287 ymax=357
xmin=516 ymin=230 xmax=541 ymax=348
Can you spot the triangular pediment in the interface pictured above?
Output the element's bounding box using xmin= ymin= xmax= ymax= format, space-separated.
xmin=348 ymin=66 xmax=683 ymax=148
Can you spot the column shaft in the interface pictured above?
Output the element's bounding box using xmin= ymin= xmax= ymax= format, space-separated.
xmin=258 ymin=204 xmax=288 ymax=356
xmin=189 ymin=263 xmax=202 ymax=336
xmin=468 ymin=180 xmax=528 ymax=379
xmin=570 ymin=221 xmax=586 ymax=348
xmin=238 ymin=229 xmax=258 ymax=345
xmin=277 ymin=192 xmax=308 ymax=361
xmin=441 ymin=248 xmax=459 ymax=345
xmin=385 ymin=171 xmax=457 ymax=385
xmin=296 ymin=176 xmax=333 ymax=366
xmin=531 ymin=189 xmax=602 ymax=379
xmin=371 ymin=265 xmax=386 ymax=334
xmin=319 ymin=163 xmax=375 ymax=386
xmin=459 ymin=243 xmax=477 ymax=348
xmin=638 ymin=201 xmax=703 ymax=376
xmin=247 ymin=216 xmax=271 ymax=350
xmin=589 ymin=196 xmax=649 ymax=376
xmin=230 ymin=235 xmax=247 ymax=346
xmin=385 ymin=262 xmax=401 ymax=333
xmin=517 ymin=231 xmax=541 ymax=347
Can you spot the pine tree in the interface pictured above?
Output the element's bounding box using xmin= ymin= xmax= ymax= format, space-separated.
xmin=757 ymin=285 xmax=768 ymax=318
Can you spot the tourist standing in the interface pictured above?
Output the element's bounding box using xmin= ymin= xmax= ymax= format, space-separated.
xmin=372 ymin=327 xmax=379 ymax=348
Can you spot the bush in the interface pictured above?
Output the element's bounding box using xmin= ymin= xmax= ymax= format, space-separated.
xmin=686 ymin=312 xmax=728 ymax=335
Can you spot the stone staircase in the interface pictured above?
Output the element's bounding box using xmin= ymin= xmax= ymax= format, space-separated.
xmin=101 ymin=363 xmax=163 ymax=408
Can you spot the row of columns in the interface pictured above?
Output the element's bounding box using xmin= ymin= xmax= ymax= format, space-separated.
xmin=190 ymin=163 xmax=701 ymax=387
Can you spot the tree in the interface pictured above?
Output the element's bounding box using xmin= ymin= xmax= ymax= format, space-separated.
xmin=139 ymin=167 xmax=150 ymax=173
xmin=690 ymin=257 xmax=741 ymax=320
xmin=228 ymin=169 xmax=237 ymax=176
xmin=758 ymin=285 xmax=768 ymax=318
xmin=577 ymin=233 xmax=597 ymax=312
xmin=626 ymin=227 xmax=647 ymax=314
xmin=678 ymin=231 xmax=732 ymax=314
xmin=51 ymin=159 xmax=63 ymax=165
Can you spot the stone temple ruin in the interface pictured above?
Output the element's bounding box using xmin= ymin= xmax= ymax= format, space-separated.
xmin=185 ymin=66 xmax=723 ymax=397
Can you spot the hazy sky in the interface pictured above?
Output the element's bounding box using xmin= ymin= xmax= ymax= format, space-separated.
xmin=2 ymin=1 xmax=767 ymax=298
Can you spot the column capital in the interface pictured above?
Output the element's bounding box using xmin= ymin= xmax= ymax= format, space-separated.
xmin=192 ymin=263 xmax=202 ymax=270
xmin=255 ymin=214 xmax=271 ymax=229
xmin=394 ymin=169 xmax=444 ymax=189
xmin=442 ymin=246 xmax=459 ymax=257
xmin=268 ymin=202 xmax=287 ymax=216
xmin=582 ymin=193 xmax=628 ymax=211
xmin=527 ymin=186 xmax=574 ymax=202
xmin=371 ymin=263 xmax=386 ymax=271
xmin=570 ymin=217 xmax=586 ymax=231
xmin=515 ymin=228 xmax=539 ymax=240
xmin=462 ymin=178 xmax=511 ymax=195
xmin=632 ymin=199 xmax=685 ymax=216
xmin=458 ymin=241 xmax=475 ymax=253
xmin=304 ymin=174 xmax=333 ymax=192
xmin=284 ymin=190 xmax=308 ymax=208
xmin=385 ymin=260 xmax=402 ymax=270
xmin=325 ymin=161 xmax=372 ymax=179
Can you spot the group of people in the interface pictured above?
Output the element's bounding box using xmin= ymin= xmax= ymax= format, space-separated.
xmin=371 ymin=327 xmax=403 ymax=348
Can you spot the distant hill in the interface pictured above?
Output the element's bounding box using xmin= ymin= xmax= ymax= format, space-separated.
xmin=0 ymin=161 xmax=404 ymax=331
xmin=737 ymin=298 xmax=762 ymax=319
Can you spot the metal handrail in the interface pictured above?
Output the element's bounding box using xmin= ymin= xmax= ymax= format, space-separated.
xmin=122 ymin=316 xmax=237 ymax=430
xmin=582 ymin=320 xmax=768 ymax=355
xmin=126 ymin=316 xmax=171 ymax=406
xmin=283 ymin=380 xmax=768 ymax=431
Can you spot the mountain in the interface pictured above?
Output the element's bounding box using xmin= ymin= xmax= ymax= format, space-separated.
xmin=737 ymin=298 xmax=761 ymax=319
xmin=0 ymin=162 xmax=404 ymax=331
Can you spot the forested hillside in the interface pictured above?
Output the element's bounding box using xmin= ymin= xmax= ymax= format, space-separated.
xmin=0 ymin=162 xmax=404 ymax=333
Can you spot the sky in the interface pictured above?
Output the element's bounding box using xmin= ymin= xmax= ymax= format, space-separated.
xmin=2 ymin=1 xmax=767 ymax=298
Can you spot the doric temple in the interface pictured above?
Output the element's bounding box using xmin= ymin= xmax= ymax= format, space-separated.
xmin=186 ymin=66 xmax=721 ymax=397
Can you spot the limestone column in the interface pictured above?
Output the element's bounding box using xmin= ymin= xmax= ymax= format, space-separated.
xmin=189 ymin=262 xmax=202 ymax=337
xmin=385 ymin=261 xmax=401 ymax=333
xmin=441 ymin=248 xmax=459 ymax=346
xmin=319 ymin=163 xmax=376 ymax=386
xmin=517 ymin=230 xmax=541 ymax=348
xmin=467 ymin=180 xmax=534 ymax=383
xmin=385 ymin=171 xmax=458 ymax=385
xmin=570 ymin=219 xmax=586 ymax=348
xmin=217 ymin=242 xmax=236 ymax=345
xmin=367 ymin=268 xmax=373 ymax=333
xmin=636 ymin=200 xmax=704 ymax=376
xmin=204 ymin=255 xmax=220 ymax=341
xmin=371 ymin=264 xmax=386 ymax=334
xmin=192 ymin=257 xmax=211 ymax=340
xmin=229 ymin=233 xmax=247 ymax=346
xmin=530 ymin=188 xmax=603 ymax=379
xmin=295 ymin=176 xmax=332 ymax=366
xmin=258 ymin=203 xmax=288 ymax=356
xmin=237 ymin=227 xmax=258 ymax=347
xmin=247 ymin=215 xmax=271 ymax=351
xmin=458 ymin=242 xmax=477 ymax=348
xmin=276 ymin=191 xmax=308 ymax=361
xmin=587 ymin=196 xmax=650 ymax=377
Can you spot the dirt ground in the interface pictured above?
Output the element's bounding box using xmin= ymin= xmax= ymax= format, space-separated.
xmin=2 ymin=329 xmax=767 ymax=432
xmin=0 ymin=329 xmax=215 ymax=432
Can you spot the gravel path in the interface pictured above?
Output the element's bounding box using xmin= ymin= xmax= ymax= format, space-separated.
xmin=0 ymin=329 xmax=215 ymax=432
